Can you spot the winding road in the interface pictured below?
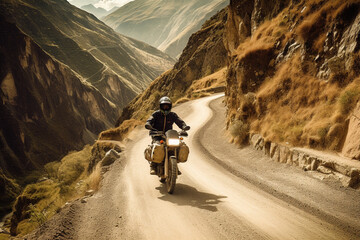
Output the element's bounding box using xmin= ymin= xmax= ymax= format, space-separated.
xmin=73 ymin=94 xmax=359 ymax=240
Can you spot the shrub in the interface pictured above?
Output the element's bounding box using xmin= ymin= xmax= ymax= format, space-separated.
xmin=44 ymin=161 xmax=61 ymax=179
xmin=230 ymin=120 xmax=249 ymax=144
xmin=27 ymin=204 xmax=47 ymax=226
xmin=338 ymin=89 xmax=360 ymax=114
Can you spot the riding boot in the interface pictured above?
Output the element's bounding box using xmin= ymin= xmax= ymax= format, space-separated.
xmin=150 ymin=162 xmax=157 ymax=175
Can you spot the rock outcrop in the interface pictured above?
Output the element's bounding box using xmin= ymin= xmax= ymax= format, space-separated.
xmin=342 ymin=103 xmax=360 ymax=159
xmin=103 ymin=0 xmax=229 ymax=58
xmin=250 ymin=134 xmax=360 ymax=188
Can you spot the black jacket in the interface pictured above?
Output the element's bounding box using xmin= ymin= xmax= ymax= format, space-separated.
xmin=145 ymin=110 xmax=187 ymax=132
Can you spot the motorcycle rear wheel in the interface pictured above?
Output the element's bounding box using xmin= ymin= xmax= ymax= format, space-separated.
xmin=166 ymin=156 xmax=177 ymax=194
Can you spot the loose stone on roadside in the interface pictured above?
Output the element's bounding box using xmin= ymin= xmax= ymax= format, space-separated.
xmin=249 ymin=133 xmax=360 ymax=188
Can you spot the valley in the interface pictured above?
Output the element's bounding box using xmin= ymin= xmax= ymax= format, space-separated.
xmin=1 ymin=0 xmax=360 ymax=239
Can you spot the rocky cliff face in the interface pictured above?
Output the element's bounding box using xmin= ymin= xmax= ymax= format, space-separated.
xmin=103 ymin=0 xmax=229 ymax=58
xmin=117 ymin=8 xmax=229 ymax=124
xmin=0 ymin=0 xmax=175 ymax=109
xmin=224 ymin=0 xmax=360 ymax=159
xmin=0 ymin=17 xmax=117 ymax=215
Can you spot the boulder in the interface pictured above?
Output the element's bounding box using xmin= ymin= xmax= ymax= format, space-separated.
xmin=264 ymin=141 xmax=271 ymax=156
xmin=270 ymin=143 xmax=280 ymax=162
xmin=101 ymin=149 xmax=120 ymax=167
xmin=317 ymin=166 xmax=333 ymax=174
xmin=291 ymin=150 xmax=300 ymax=166
xmin=85 ymin=190 xmax=95 ymax=196
xmin=310 ymin=158 xmax=320 ymax=171
xmin=349 ymin=168 xmax=360 ymax=188
xmin=250 ymin=134 xmax=262 ymax=147
xmin=270 ymin=143 xmax=278 ymax=158
xmin=342 ymin=102 xmax=360 ymax=160
xmin=279 ymin=146 xmax=291 ymax=164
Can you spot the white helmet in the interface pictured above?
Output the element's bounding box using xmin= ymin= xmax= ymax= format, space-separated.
xmin=159 ymin=96 xmax=172 ymax=115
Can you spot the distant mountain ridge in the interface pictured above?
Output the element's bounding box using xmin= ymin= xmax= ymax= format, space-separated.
xmin=103 ymin=0 xmax=229 ymax=58
xmin=0 ymin=0 xmax=175 ymax=109
xmin=81 ymin=4 xmax=118 ymax=19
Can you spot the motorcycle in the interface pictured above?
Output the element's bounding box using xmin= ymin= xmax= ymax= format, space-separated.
xmin=145 ymin=126 xmax=190 ymax=194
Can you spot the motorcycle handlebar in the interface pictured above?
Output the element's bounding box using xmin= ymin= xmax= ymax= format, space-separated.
xmin=149 ymin=130 xmax=165 ymax=136
xmin=149 ymin=130 xmax=188 ymax=137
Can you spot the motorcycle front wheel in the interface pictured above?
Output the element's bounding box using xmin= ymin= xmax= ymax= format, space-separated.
xmin=166 ymin=156 xmax=177 ymax=194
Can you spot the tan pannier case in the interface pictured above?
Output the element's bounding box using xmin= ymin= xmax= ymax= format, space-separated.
xmin=144 ymin=144 xmax=165 ymax=163
xmin=144 ymin=146 xmax=152 ymax=161
xmin=151 ymin=143 xmax=165 ymax=163
xmin=178 ymin=142 xmax=189 ymax=162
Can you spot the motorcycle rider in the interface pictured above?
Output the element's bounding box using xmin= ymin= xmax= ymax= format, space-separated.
xmin=145 ymin=96 xmax=190 ymax=175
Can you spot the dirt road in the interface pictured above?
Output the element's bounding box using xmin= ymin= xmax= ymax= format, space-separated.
xmin=29 ymin=94 xmax=359 ymax=240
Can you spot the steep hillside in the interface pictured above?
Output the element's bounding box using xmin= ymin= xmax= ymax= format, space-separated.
xmin=115 ymin=0 xmax=360 ymax=160
xmin=0 ymin=17 xmax=117 ymax=216
xmin=116 ymin=8 xmax=228 ymax=126
xmin=0 ymin=0 xmax=175 ymax=109
xmin=103 ymin=0 xmax=229 ymax=58
xmin=224 ymin=0 xmax=360 ymax=159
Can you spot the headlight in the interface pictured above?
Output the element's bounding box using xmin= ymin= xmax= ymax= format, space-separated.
xmin=167 ymin=138 xmax=180 ymax=146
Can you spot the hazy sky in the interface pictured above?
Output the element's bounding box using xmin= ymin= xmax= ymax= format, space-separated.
xmin=68 ymin=0 xmax=134 ymax=10
xmin=95 ymin=0 xmax=134 ymax=10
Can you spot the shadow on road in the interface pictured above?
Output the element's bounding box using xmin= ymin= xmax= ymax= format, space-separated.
xmin=156 ymin=183 xmax=227 ymax=212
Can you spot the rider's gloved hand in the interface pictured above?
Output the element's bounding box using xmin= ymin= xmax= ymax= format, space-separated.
xmin=182 ymin=125 xmax=190 ymax=131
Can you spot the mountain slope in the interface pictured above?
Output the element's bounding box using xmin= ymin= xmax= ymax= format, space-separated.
xmin=117 ymin=8 xmax=228 ymax=125
xmin=0 ymin=16 xmax=119 ymax=216
xmin=103 ymin=0 xmax=229 ymax=58
xmin=0 ymin=0 xmax=175 ymax=108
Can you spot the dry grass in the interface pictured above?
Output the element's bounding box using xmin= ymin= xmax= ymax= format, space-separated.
xmin=225 ymin=0 xmax=360 ymax=151
xmin=12 ymin=145 xmax=98 ymax=236
xmin=250 ymin=52 xmax=357 ymax=149
xmin=254 ymin=54 xmax=338 ymax=146
xmin=14 ymin=180 xmax=62 ymax=236
xmin=84 ymin=164 xmax=102 ymax=191
xmin=0 ymin=234 xmax=9 ymax=240
xmin=99 ymin=119 xmax=143 ymax=141
xmin=186 ymin=67 xmax=227 ymax=95
xmin=175 ymin=97 xmax=190 ymax=105
xmin=12 ymin=140 xmax=122 ymax=236
xmin=296 ymin=0 xmax=360 ymax=52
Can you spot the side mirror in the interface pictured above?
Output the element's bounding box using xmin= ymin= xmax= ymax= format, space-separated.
xmin=183 ymin=126 xmax=190 ymax=131
xmin=180 ymin=131 xmax=188 ymax=137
